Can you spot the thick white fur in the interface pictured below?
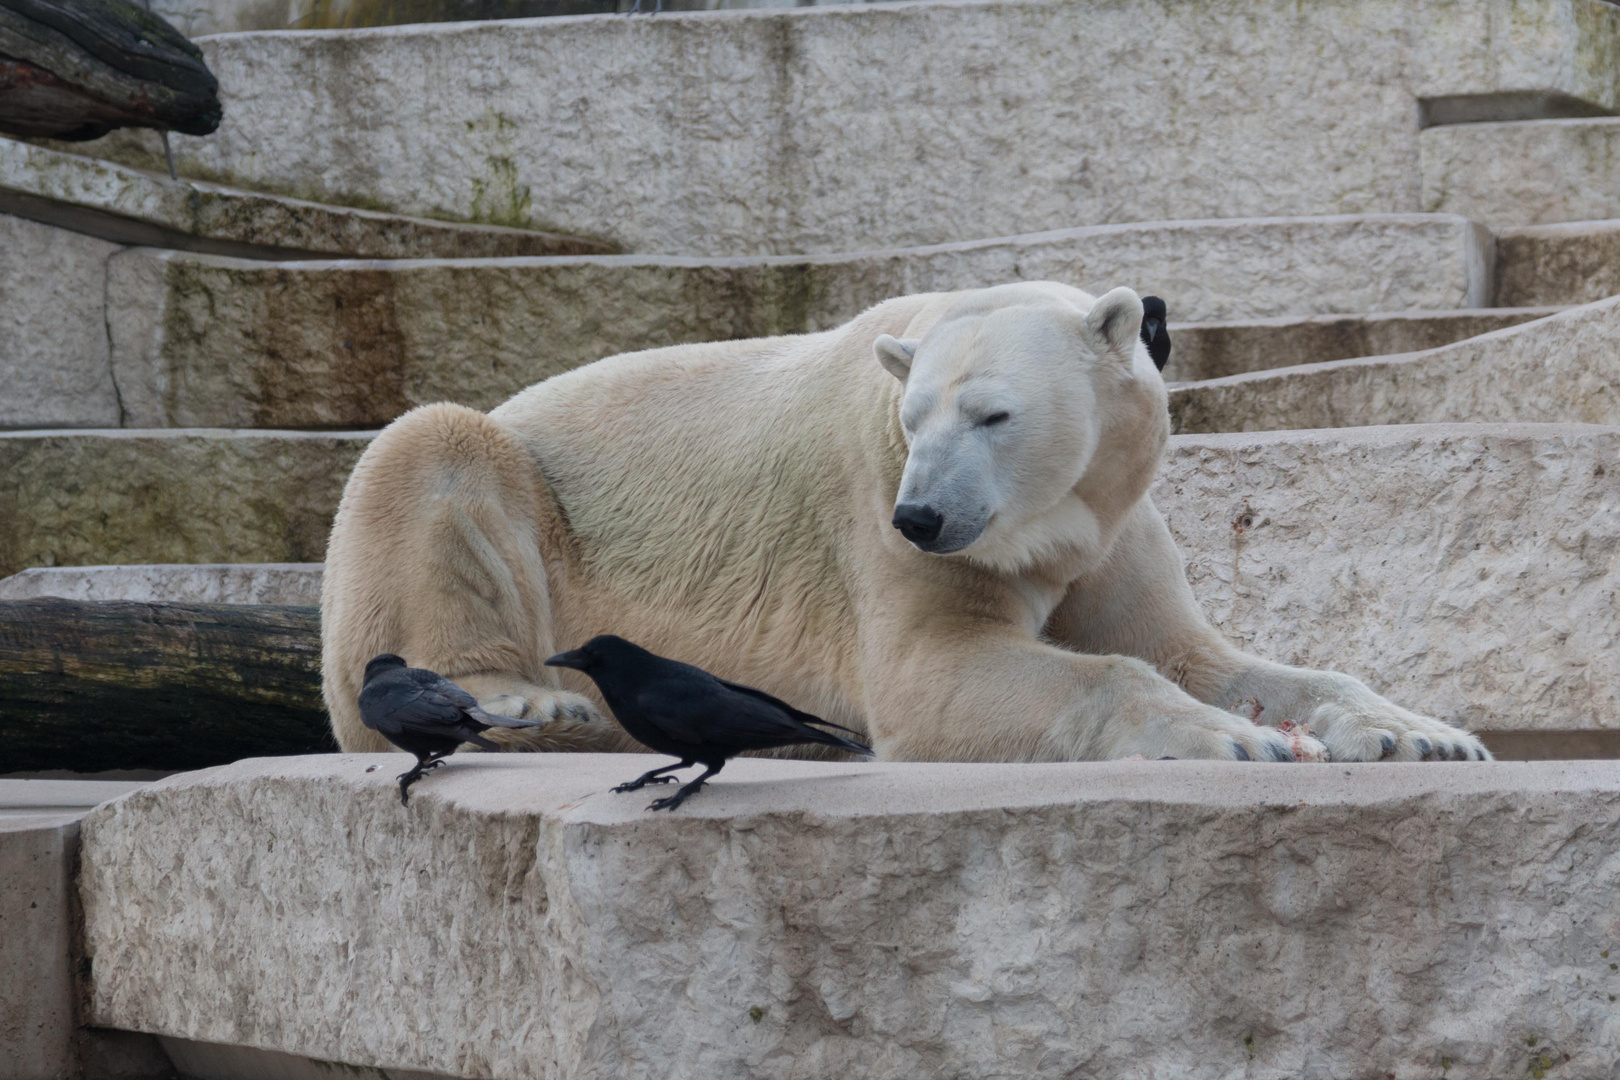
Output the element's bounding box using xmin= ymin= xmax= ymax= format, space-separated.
xmin=322 ymin=282 xmax=1489 ymax=763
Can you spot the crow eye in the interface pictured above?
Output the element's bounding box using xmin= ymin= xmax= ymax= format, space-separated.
xmin=982 ymin=411 xmax=1011 ymax=427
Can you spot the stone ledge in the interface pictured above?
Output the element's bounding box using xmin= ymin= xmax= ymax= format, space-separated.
xmin=79 ymin=754 xmax=1620 ymax=1080
xmin=0 ymin=137 xmax=613 ymax=260
xmin=67 ymin=0 xmax=1620 ymax=253
xmin=1167 ymin=294 xmax=1620 ymax=433
xmin=0 ymin=562 xmax=323 ymax=604
xmin=5 ymin=424 xmax=1617 ymax=733
xmin=1496 ymin=218 xmax=1620 ymax=307
xmin=0 ymin=428 xmax=372 ymax=577
xmin=1163 ymin=306 xmax=1560 ymax=384
xmin=1422 ymin=117 xmax=1620 ymax=227
xmin=100 ymin=214 xmax=1490 ymax=429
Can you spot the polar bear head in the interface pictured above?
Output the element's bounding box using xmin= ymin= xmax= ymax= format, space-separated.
xmin=874 ymin=282 xmax=1168 ymax=574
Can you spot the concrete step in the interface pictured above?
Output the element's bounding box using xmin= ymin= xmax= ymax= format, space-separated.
xmin=63 ymin=0 xmax=1620 ymax=255
xmin=79 ymin=756 xmax=1620 ymax=1079
xmin=1164 ymin=307 xmax=1559 ymax=384
xmin=0 ymin=136 xmax=614 ymax=260
xmin=1495 ymin=219 xmax=1620 ymax=308
xmin=1168 ymin=294 xmax=1619 ymax=433
xmin=150 ymin=0 xmax=886 ymax=36
xmin=6 ymin=423 xmax=1617 ymax=736
xmin=13 ymin=212 xmax=1492 ymax=430
xmin=0 ymin=563 xmax=323 ymax=604
xmin=1422 ymin=117 xmax=1620 ymax=227
xmin=0 ymin=428 xmax=371 ymax=577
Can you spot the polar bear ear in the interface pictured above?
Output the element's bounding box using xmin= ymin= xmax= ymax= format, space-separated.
xmin=873 ymin=335 xmax=919 ymax=382
xmin=1084 ymin=287 xmax=1146 ymax=364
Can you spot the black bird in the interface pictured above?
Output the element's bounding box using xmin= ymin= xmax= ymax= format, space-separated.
xmin=358 ymin=654 xmax=546 ymax=805
xmin=1139 ymin=295 xmax=1171 ymax=371
xmin=545 ymin=635 xmax=873 ymax=811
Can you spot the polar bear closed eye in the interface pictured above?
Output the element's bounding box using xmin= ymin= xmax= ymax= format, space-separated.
xmin=322 ymin=280 xmax=1489 ymax=765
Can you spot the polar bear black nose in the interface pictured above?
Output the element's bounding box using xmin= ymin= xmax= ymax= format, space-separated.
xmin=893 ymin=503 xmax=945 ymax=545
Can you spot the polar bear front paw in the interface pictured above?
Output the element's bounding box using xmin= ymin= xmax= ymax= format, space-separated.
xmin=1112 ymin=703 xmax=1325 ymax=762
xmin=1305 ymin=697 xmax=1490 ymax=762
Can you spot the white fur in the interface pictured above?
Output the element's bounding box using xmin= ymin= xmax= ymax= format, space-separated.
xmin=321 ymin=282 xmax=1489 ymax=764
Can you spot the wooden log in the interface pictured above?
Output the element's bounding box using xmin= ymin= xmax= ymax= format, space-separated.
xmin=0 ymin=598 xmax=332 ymax=773
xmin=0 ymin=0 xmax=219 ymax=140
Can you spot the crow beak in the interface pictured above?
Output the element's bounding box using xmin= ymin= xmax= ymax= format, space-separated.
xmin=544 ymin=649 xmax=589 ymax=671
xmin=1143 ymin=318 xmax=1161 ymax=340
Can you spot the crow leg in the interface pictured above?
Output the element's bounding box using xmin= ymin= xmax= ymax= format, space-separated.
xmin=647 ymin=761 xmax=723 ymax=811
xmin=397 ymin=753 xmax=451 ymax=805
xmin=613 ymin=760 xmax=689 ymax=793
xmin=397 ymin=759 xmax=429 ymax=806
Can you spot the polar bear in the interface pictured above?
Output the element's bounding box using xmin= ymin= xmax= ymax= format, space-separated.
xmin=322 ymin=282 xmax=1490 ymax=763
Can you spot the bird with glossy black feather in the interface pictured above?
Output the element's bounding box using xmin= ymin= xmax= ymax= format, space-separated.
xmin=1139 ymin=295 xmax=1171 ymax=371
xmin=546 ymin=635 xmax=873 ymax=811
xmin=358 ymin=654 xmax=549 ymax=805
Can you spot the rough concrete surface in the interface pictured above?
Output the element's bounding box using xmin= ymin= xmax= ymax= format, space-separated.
xmin=1496 ymin=218 xmax=1620 ymax=308
xmin=0 ymin=137 xmax=613 ymax=260
xmin=79 ymin=754 xmax=1620 ymax=1080
xmin=1167 ymin=295 xmax=1620 ymax=433
xmin=61 ymin=0 xmax=1620 ymax=254
xmin=0 ymin=563 xmax=323 ymax=604
xmin=1155 ymin=424 xmax=1620 ymax=735
xmin=4 ymin=424 xmax=1615 ymax=733
xmin=0 ymin=781 xmax=154 ymax=1080
xmin=0 ymin=814 xmax=83 ymax=1080
xmin=1163 ymin=307 xmax=1560 ymax=384
xmin=0 ymin=214 xmax=121 ymax=429
xmin=102 ymin=215 xmax=1490 ymax=428
xmin=1422 ymin=117 xmax=1620 ymax=226
xmin=0 ymin=429 xmax=371 ymax=577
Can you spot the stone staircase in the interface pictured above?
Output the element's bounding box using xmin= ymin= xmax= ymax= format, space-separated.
xmin=5 ymin=3 xmax=1620 ymax=1076
xmin=7 ymin=0 xmax=1620 ymax=750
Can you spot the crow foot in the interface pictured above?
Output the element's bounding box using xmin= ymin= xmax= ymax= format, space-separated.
xmin=613 ymin=762 xmax=689 ymax=793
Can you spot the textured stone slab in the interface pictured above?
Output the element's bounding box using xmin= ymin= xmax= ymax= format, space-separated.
xmin=1495 ymin=219 xmax=1620 ymax=308
xmin=0 ymin=562 xmax=323 ymax=604
xmin=0 ymin=429 xmax=370 ymax=577
xmin=61 ymin=0 xmax=1620 ymax=254
xmin=103 ymin=215 xmax=1491 ymax=428
xmin=0 ymin=212 xmax=121 ymax=429
xmin=0 ymin=136 xmax=614 ymax=260
xmin=1155 ymin=424 xmax=1620 ymax=735
xmin=1167 ymin=296 xmax=1620 ymax=433
xmin=1422 ymin=117 xmax=1620 ymax=226
xmin=79 ymin=755 xmax=1620 ymax=1080
xmin=1163 ymin=306 xmax=1559 ymax=384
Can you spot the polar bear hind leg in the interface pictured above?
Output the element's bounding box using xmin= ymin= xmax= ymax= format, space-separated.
xmin=321 ymin=403 xmax=608 ymax=753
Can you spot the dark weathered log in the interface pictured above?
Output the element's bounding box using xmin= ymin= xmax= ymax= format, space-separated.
xmin=0 ymin=0 xmax=219 ymax=140
xmin=0 ymin=598 xmax=332 ymax=773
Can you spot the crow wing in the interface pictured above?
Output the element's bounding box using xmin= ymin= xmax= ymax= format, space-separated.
xmin=634 ymin=673 xmax=867 ymax=753
xmin=406 ymin=668 xmax=540 ymax=729
xmin=362 ymin=681 xmax=472 ymax=738
xmin=715 ymin=677 xmax=867 ymax=738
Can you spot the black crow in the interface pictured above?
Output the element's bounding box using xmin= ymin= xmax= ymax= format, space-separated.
xmin=358 ymin=654 xmax=546 ymax=805
xmin=1140 ymin=295 xmax=1171 ymax=371
xmin=545 ymin=635 xmax=873 ymax=810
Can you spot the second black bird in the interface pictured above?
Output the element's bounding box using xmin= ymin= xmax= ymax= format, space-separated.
xmin=358 ymin=654 xmax=547 ymax=805
xmin=1140 ymin=294 xmax=1172 ymax=371
xmin=545 ymin=635 xmax=874 ymax=810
